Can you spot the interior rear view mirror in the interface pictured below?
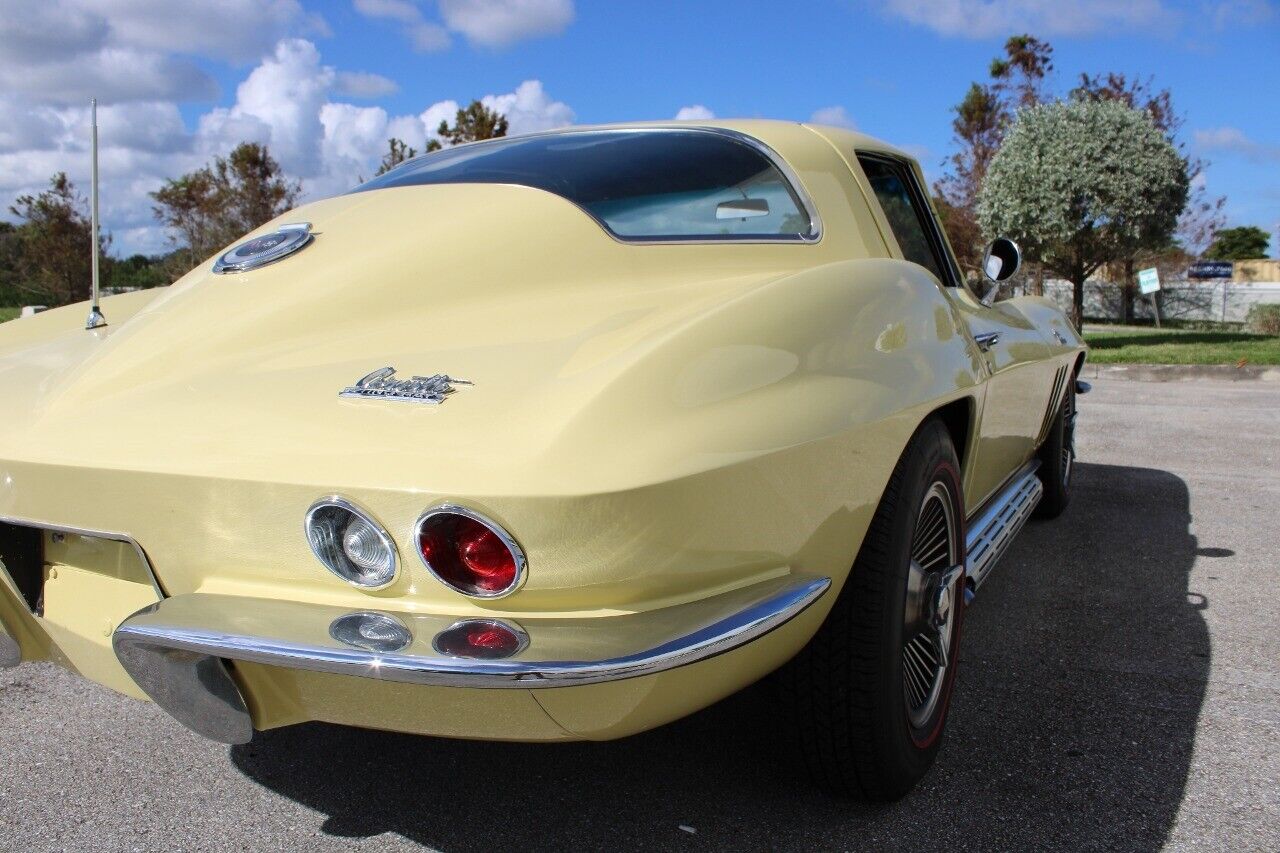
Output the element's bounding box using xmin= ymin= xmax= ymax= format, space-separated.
xmin=716 ymin=198 xmax=770 ymax=219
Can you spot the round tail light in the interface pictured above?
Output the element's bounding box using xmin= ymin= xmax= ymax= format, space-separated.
xmin=416 ymin=506 xmax=526 ymax=598
xmin=433 ymin=619 xmax=528 ymax=659
xmin=305 ymin=497 xmax=399 ymax=589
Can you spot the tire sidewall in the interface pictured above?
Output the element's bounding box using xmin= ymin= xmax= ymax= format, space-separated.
xmin=872 ymin=425 xmax=966 ymax=786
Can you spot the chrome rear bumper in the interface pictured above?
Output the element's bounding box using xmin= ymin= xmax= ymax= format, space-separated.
xmin=112 ymin=575 xmax=829 ymax=744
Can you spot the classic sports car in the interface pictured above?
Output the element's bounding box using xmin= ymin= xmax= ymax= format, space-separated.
xmin=0 ymin=121 xmax=1085 ymax=800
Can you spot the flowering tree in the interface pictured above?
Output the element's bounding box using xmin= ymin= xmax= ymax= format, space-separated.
xmin=977 ymin=99 xmax=1188 ymax=328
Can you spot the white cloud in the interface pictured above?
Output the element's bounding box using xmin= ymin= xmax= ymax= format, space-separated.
xmin=336 ymin=71 xmax=400 ymax=99
xmin=1194 ymin=126 xmax=1280 ymax=162
xmin=880 ymin=0 xmax=1171 ymax=38
xmin=355 ymin=0 xmax=574 ymax=50
xmin=1209 ymin=0 xmax=1276 ymax=28
xmin=810 ymin=106 xmax=855 ymax=128
xmin=438 ymin=0 xmax=575 ymax=48
xmin=674 ymin=105 xmax=715 ymax=121
xmin=99 ymin=0 xmax=325 ymax=62
xmin=0 ymin=35 xmax=576 ymax=256
xmin=481 ymin=80 xmax=575 ymax=134
xmin=0 ymin=0 xmax=325 ymax=104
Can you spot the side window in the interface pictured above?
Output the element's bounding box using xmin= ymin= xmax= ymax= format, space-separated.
xmin=857 ymin=155 xmax=954 ymax=285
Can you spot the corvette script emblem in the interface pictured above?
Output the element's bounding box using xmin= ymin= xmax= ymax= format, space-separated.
xmin=340 ymin=367 xmax=472 ymax=404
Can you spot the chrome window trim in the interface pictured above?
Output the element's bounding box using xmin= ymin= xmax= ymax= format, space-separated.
xmin=414 ymin=503 xmax=528 ymax=599
xmin=304 ymin=495 xmax=401 ymax=591
xmin=361 ymin=126 xmax=824 ymax=246
xmin=0 ymin=514 xmax=166 ymax=601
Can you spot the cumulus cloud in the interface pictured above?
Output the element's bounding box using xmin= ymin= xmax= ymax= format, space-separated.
xmin=0 ymin=34 xmax=576 ymax=256
xmin=356 ymin=0 xmax=574 ymax=50
xmin=810 ymin=106 xmax=856 ymax=128
xmin=880 ymin=0 xmax=1171 ymax=38
xmin=438 ymin=0 xmax=575 ymax=48
xmin=674 ymin=105 xmax=715 ymax=120
xmin=0 ymin=0 xmax=325 ymax=104
xmin=482 ymin=80 xmax=575 ymax=134
xmin=1194 ymin=127 xmax=1280 ymax=162
xmin=335 ymin=70 xmax=400 ymax=99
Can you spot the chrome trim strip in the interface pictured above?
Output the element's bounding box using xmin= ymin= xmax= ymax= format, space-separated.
xmin=965 ymin=461 xmax=1043 ymax=590
xmin=113 ymin=575 xmax=829 ymax=739
xmin=414 ymin=504 xmax=528 ymax=599
xmin=0 ymin=514 xmax=165 ymax=601
xmin=360 ymin=126 xmax=824 ymax=246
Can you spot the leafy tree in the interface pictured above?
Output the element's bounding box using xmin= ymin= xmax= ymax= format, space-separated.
xmin=989 ymin=34 xmax=1054 ymax=108
xmin=109 ymin=254 xmax=167 ymax=291
xmin=1204 ymin=226 xmax=1271 ymax=260
xmin=978 ymin=100 xmax=1189 ymax=329
xmin=431 ymin=100 xmax=509 ymax=150
xmin=936 ymin=35 xmax=1050 ymax=276
xmin=374 ymin=138 xmax=417 ymax=176
xmin=1071 ymin=72 xmax=1227 ymax=320
xmin=7 ymin=172 xmax=111 ymax=306
xmin=151 ymin=142 xmax=300 ymax=276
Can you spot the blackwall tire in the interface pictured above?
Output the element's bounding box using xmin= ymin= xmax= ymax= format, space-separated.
xmin=781 ymin=418 xmax=965 ymax=800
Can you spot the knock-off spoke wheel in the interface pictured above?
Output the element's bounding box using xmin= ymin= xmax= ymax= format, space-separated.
xmin=902 ymin=483 xmax=961 ymax=732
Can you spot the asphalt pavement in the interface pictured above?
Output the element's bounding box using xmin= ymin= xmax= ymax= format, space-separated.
xmin=2 ymin=377 xmax=1277 ymax=851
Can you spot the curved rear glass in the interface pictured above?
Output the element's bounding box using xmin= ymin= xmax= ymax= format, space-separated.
xmin=354 ymin=129 xmax=818 ymax=242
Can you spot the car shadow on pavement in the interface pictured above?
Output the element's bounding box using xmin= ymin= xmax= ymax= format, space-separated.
xmin=231 ymin=462 xmax=1208 ymax=851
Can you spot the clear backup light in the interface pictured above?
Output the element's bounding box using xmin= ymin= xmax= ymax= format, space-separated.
xmin=306 ymin=497 xmax=399 ymax=589
xmin=416 ymin=506 xmax=526 ymax=598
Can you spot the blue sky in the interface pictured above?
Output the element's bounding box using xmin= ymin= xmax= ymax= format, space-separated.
xmin=3 ymin=0 xmax=1277 ymax=256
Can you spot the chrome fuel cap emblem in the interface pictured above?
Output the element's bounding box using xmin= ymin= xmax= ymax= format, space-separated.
xmin=213 ymin=222 xmax=312 ymax=273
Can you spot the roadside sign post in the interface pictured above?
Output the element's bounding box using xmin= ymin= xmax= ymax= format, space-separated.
xmin=1138 ymin=267 xmax=1162 ymax=329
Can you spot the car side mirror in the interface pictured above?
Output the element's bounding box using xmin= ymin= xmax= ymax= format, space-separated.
xmin=980 ymin=237 xmax=1022 ymax=306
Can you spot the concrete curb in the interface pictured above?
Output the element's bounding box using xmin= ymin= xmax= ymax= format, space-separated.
xmin=1084 ymin=363 xmax=1280 ymax=382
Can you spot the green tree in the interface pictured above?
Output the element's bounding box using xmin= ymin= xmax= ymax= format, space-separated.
xmin=1070 ymin=72 xmax=1225 ymax=321
xmin=7 ymin=172 xmax=111 ymax=307
xmin=151 ymin=142 xmax=300 ymax=277
xmin=108 ymin=254 xmax=167 ymax=291
xmin=978 ymin=100 xmax=1189 ymax=329
xmin=431 ymin=100 xmax=509 ymax=150
xmin=1204 ymin=226 xmax=1271 ymax=260
xmin=936 ymin=35 xmax=1051 ymax=276
xmin=374 ymin=138 xmax=417 ymax=176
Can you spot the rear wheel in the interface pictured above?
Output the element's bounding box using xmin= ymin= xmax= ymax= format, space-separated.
xmin=1035 ymin=382 xmax=1076 ymax=518
xmin=783 ymin=419 xmax=965 ymax=800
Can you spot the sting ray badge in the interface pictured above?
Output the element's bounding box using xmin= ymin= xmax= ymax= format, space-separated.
xmin=340 ymin=367 xmax=473 ymax=405
xmin=213 ymin=222 xmax=313 ymax=273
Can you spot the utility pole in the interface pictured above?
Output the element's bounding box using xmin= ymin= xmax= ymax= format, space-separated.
xmin=85 ymin=97 xmax=107 ymax=331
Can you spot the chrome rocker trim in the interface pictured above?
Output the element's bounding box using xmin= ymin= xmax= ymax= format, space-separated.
xmin=112 ymin=575 xmax=830 ymax=744
xmin=965 ymin=460 xmax=1044 ymax=591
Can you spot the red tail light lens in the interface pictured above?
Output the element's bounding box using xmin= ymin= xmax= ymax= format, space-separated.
xmin=433 ymin=619 xmax=529 ymax=659
xmin=417 ymin=508 xmax=525 ymax=597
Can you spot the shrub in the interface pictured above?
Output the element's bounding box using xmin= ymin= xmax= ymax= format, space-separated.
xmin=1247 ymin=304 xmax=1280 ymax=336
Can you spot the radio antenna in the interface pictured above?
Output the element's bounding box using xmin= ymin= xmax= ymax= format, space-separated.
xmin=85 ymin=97 xmax=107 ymax=330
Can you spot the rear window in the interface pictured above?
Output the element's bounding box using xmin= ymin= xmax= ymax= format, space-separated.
xmin=355 ymin=129 xmax=818 ymax=242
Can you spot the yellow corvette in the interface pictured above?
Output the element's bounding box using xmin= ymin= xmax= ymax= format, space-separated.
xmin=0 ymin=121 xmax=1085 ymax=800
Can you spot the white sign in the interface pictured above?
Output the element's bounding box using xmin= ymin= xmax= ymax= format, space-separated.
xmin=1138 ymin=267 xmax=1161 ymax=295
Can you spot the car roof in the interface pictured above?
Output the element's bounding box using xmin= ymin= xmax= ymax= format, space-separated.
xmin=487 ymin=119 xmax=916 ymax=168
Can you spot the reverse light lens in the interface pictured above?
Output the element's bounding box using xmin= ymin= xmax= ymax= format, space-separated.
xmin=329 ymin=611 xmax=413 ymax=653
xmin=433 ymin=619 xmax=528 ymax=659
xmin=417 ymin=507 xmax=525 ymax=597
xmin=306 ymin=498 xmax=398 ymax=588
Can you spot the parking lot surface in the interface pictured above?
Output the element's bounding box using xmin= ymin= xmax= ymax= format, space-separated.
xmin=2 ymin=377 xmax=1278 ymax=852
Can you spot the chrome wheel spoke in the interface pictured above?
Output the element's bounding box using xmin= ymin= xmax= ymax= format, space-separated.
xmin=902 ymin=482 xmax=960 ymax=730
